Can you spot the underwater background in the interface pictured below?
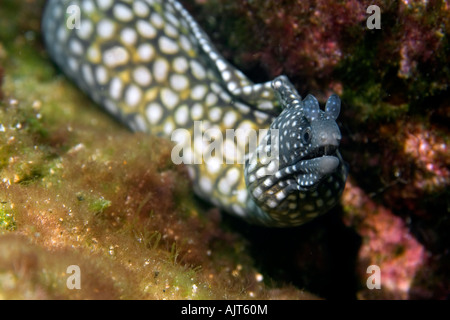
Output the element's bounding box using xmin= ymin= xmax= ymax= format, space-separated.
xmin=0 ymin=0 xmax=448 ymax=299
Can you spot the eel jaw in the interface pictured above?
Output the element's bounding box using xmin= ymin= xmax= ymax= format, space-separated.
xmin=293 ymin=147 xmax=340 ymax=191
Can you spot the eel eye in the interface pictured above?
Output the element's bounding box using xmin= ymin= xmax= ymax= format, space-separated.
xmin=302 ymin=128 xmax=312 ymax=144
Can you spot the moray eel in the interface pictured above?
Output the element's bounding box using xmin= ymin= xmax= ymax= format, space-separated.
xmin=42 ymin=0 xmax=348 ymax=227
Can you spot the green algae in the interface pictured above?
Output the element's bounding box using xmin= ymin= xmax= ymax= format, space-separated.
xmin=88 ymin=197 xmax=112 ymax=215
xmin=0 ymin=204 xmax=16 ymax=232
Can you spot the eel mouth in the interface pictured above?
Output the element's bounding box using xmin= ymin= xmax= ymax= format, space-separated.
xmin=292 ymin=145 xmax=340 ymax=180
xmin=300 ymin=144 xmax=338 ymax=161
xmin=292 ymin=153 xmax=340 ymax=191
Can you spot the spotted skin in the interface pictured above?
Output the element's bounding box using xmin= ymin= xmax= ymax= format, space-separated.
xmin=42 ymin=0 xmax=348 ymax=227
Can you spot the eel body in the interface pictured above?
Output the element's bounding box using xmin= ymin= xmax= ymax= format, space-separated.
xmin=42 ymin=0 xmax=348 ymax=227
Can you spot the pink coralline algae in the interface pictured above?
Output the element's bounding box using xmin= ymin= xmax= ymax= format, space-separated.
xmin=342 ymin=179 xmax=427 ymax=300
xmin=397 ymin=0 xmax=447 ymax=79
xmin=253 ymin=0 xmax=367 ymax=79
xmin=403 ymin=123 xmax=449 ymax=191
xmin=190 ymin=0 xmax=449 ymax=105
xmin=187 ymin=0 xmax=369 ymax=93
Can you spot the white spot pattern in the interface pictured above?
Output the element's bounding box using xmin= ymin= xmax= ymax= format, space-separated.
xmin=42 ymin=0 xmax=346 ymax=228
